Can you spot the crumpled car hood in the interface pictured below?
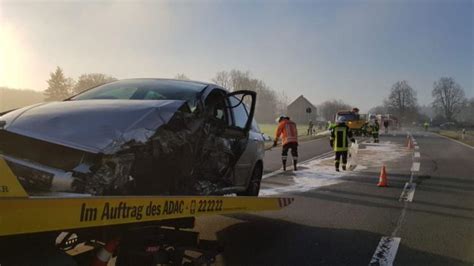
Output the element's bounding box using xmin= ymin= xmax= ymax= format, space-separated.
xmin=0 ymin=100 xmax=185 ymax=154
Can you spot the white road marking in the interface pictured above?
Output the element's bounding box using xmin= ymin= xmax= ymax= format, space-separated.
xmin=399 ymin=182 xmax=417 ymax=202
xmin=436 ymin=133 xmax=474 ymax=150
xmin=414 ymin=145 xmax=419 ymax=150
xmin=369 ymin=237 xmax=401 ymax=266
xmin=414 ymin=152 xmax=420 ymax=158
xmin=411 ymin=162 xmax=420 ymax=172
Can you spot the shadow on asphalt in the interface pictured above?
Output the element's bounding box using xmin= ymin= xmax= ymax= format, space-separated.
xmin=216 ymin=214 xmax=470 ymax=266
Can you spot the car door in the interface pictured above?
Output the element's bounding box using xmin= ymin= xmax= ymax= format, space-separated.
xmin=199 ymin=89 xmax=256 ymax=188
xmin=227 ymin=94 xmax=258 ymax=187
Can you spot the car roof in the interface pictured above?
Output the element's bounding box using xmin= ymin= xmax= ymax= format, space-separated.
xmin=112 ymin=78 xmax=212 ymax=92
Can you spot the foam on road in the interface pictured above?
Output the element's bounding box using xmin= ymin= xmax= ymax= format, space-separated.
xmin=260 ymin=141 xmax=409 ymax=196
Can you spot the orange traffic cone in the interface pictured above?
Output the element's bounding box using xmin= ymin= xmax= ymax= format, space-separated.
xmin=377 ymin=165 xmax=388 ymax=187
xmin=91 ymin=238 xmax=120 ymax=266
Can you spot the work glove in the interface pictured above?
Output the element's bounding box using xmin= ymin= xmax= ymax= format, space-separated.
xmin=273 ymin=140 xmax=278 ymax=147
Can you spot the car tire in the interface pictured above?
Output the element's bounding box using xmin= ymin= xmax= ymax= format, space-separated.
xmin=238 ymin=162 xmax=262 ymax=196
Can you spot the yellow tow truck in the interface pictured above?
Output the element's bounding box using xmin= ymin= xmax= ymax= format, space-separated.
xmin=0 ymin=157 xmax=294 ymax=265
xmin=335 ymin=109 xmax=369 ymax=136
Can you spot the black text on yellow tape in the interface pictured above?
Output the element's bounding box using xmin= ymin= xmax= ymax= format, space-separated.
xmin=0 ymin=157 xmax=27 ymax=198
xmin=0 ymin=196 xmax=294 ymax=236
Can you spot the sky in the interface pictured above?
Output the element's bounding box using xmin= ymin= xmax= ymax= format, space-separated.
xmin=0 ymin=0 xmax=472 ymax=111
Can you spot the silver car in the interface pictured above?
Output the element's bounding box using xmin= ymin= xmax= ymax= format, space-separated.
xmin=0 ymin=79 xmax=265 ymax=196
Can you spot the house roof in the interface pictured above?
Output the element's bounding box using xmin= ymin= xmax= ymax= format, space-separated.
xmin=287 ymin=95 xmax=316 ymax=110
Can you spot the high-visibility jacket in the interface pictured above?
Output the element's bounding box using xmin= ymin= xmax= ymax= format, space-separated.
xmin=371 ymin=122 xmax=380 ymax=133
xmin=330 ymin=124 xmax=353 ymax=152
xmin=275 ymin=119 xmax=298 ymax=145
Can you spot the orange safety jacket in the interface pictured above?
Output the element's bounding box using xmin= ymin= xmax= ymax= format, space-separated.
xmin=275 ymin=119 xmax=298 ymax=145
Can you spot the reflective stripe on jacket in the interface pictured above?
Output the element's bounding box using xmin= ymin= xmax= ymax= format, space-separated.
xmin=275 ymin=119 xmax=298 ymax=145
xmin=330 ymin=124 xmax=352 ymax=152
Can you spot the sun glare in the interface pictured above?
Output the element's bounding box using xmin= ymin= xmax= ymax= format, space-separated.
xmin=0 ymin=24 xmax=27 ymax=88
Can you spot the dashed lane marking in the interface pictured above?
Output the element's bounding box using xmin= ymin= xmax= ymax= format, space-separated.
xmin=411 ymin=162 xmax=420 ymax=172
xmin=399 ymin=182 xmax=417 ymax=202
xmin=414 ymin=152 xmax=420 ymax=158
xmin=414 ymin=145 xmax=419 ymax=150
xmin=369 ymin=237 xmax=401 ymax=266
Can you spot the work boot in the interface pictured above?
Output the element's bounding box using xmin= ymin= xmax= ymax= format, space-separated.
xmin=335 ymin=168 xmax=340 ymax=172
xmin=342 ymin=165 xmax=346 ymax=171
xmin=293 ymin=160 xmax=297 ymax=171
xmin=282 ymin=160 xmax=287 ymax=171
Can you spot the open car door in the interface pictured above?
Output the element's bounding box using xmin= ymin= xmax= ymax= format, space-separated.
xmin=224 ymin=90 xmax=258 ymax=187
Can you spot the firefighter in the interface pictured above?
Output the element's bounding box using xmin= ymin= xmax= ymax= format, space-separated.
xmin=371 ymin=120 xmax=380 ymax=143
xmin=330 ymin=116 xmax=355 ymax=172
xmin=424 ymin=122 xmax=429 ymax=131
xmin=273 ymin=115 xmax=298 ymax=171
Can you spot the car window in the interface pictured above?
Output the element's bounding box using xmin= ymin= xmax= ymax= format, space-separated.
xmin=83 ymin=86 xmax=138 ymax=100
xmin=251 ymin=118 xmax=261 ymax=133
xmin=229 ymin=96 xmax=249 ymax=129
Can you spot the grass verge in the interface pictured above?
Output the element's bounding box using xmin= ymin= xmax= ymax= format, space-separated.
xmin=438 ymin=130 xmax=474 ymax=147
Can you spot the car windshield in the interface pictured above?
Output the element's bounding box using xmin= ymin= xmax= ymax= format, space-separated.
xmin=70 ymin=79 xmax=205 ymax=109
xmin=337 ymin=113 xmax=358 ymax=121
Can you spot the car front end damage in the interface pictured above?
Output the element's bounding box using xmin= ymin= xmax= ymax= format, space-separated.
xmin=0 ymin=99 xmax=240 ymax=196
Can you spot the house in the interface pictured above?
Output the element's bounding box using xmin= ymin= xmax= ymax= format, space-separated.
xmin=287 ymin=95 xmax=318 ymax=124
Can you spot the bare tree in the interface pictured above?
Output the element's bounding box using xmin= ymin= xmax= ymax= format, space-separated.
xmin=459 ymin=98 xmax=474 ymax=125
xmin=73 ymin=73 xmax=117 ymax=94
xmin=212 ymin=69 xmax=282 ymax=123
xmin=368 ymin=105 xmax=387 ymax=115
xmin=275 ymin=90 xmax=290 ymax=116
xmin=431 ymin=77 xmax=466 ymax=122
xmin=384 ymin=80 xmax=418 ymax=123
xmin=212 ymin=71 xmax=231 ymax=88
xmin=318 ymin=100 xmax=352 ymax=121
xmin=174 ymin=73 xmax=190 ymax=80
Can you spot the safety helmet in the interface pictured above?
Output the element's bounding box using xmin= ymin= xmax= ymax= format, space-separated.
xmin=276 ymin=115 xmax=286 ymax=123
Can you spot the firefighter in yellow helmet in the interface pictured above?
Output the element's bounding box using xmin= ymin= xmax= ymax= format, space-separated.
xmin=330 ymin=116 xmax=355 ymax=171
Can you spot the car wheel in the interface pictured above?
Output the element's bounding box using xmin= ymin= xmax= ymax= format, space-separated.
xmin=238 ymin=163 xmax=262 ymax=196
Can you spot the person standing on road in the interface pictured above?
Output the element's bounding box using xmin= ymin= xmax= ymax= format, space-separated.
xmin=383 ymin=120 xmax=389 ymax=134
xmin=330 ymin=116 xmax=355 ymax=172
xmin=273 ymin=115 xmax=299 ymax=171
xmin=307 ymin=120 xmax=314 ymax=136
xmin=424 ymin=122 xmax=429 ymax=131
xmin=371 ymin=120 xmax=380 ymax=143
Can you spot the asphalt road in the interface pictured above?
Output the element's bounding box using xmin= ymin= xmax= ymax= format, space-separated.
xmin=263 ymin=136 xmax=332 ymax=173
xmin=194 ymin=130 xmax=474 ymax=265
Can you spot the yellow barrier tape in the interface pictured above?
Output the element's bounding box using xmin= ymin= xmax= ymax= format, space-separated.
xmin=0 ymin=157 xmax=27 ymax=198
xmin=0 ymin=195 xmax=294 ymax=236
xmin=0 ymin=157 xmax=294 ymax=236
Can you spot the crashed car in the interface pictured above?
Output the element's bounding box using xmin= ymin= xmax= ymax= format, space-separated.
xmin=0 ymin=79 xmax=266 ymax=196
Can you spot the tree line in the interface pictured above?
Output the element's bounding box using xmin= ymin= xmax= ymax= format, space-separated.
xmin=40 ymin=66 xmax=474 ymax=126
xmin=44 ymin=67 xmax=289 ymax=123
xmin=369 ymin=78 xmax=472 ymax=126
xmin=44 ymin=67 xmax=117 ymax=101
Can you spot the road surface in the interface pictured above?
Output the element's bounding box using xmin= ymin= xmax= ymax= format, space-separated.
xmin=194 ymin=130 xmax=474 ymax=265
